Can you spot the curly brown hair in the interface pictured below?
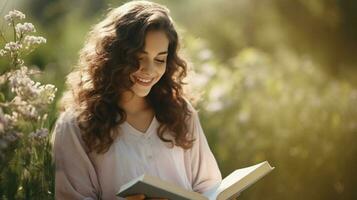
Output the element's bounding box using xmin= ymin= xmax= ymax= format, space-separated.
xmin=60 ymin=1 xmax=194 ymax=154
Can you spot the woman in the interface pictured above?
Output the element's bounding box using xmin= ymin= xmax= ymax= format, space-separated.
xmin=52 ymin=1 xmax=221 ymax=199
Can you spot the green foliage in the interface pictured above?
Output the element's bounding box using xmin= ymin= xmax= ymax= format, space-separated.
xmin=0 ymin=136 xmax=54 ymax=199
xmin=0 ymin=9 xmax=55 ymax=200
xmin=189 ymin=45 xmax=357 ymax=199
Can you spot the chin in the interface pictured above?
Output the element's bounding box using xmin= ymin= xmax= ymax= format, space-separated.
xmin=135 ymin=92 xmax=150 ymax=97
xmin=132 ymin=89 xmax=151 ymax=97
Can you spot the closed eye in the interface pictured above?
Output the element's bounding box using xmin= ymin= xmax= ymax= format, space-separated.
xmin=155 ymin=59 xmax=166 ymax=63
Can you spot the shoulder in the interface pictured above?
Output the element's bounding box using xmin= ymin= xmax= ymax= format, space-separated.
xmin=56 ymin=108 xmax=79 ymax=126
xmin=182 ymin=98 xmax=203 ymax=136
xmin=51 ymin=109 xmax=92 ymax=158
xmin=52 ymin=108 xmax=82 ymax=143
xmin=182 ymin=97 xmax=198 ymax=115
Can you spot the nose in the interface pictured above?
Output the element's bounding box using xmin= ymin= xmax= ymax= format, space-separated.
xmin=139 ymin=59 xmax=155 ymax=74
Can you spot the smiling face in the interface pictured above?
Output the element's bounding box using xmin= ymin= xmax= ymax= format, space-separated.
xmin=129 ymin=30 xmax=169 ymax=97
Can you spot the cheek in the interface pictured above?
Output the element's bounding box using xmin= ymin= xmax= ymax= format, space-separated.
xmin=150 ymin=68 xmax=164 ymax=86
xmin=129 ymin=74 xmax=135 ymax=82
xmin=157 ymin=65 xmax=166 ymax=77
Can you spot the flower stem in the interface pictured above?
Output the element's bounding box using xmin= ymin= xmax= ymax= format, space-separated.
xmin=0 ymin=31 xmax=7 ymax=43
xmin=12 ymin=20 xmax=16 ymax=42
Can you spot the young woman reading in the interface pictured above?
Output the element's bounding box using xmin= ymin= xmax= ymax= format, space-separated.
xmin=52 ymin=1 xmax=222 ymax=199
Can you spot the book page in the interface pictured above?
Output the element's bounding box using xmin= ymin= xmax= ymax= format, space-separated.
xmin=117 ymin=174 xmax=208 ymax=200
xmin=218 ymin=163 xmax=264 ymax=193
xmin=207 ymin=163 xmax=266 ymax=200
xmin=215 ymin=161 xmax=273 ymax=199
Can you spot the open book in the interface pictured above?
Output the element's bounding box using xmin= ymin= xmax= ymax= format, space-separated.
xmin=117 ymin=161 xmax=274 ymax=200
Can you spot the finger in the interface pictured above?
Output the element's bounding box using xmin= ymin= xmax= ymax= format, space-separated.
xmin=125 ymin=194 xmax=145 ymax=200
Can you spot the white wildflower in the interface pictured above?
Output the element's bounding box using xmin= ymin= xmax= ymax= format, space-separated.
xmin=15 ymin=22 xmax=36 ymax=36
xmin=0 ymin=75 xmax=6 ymax=85
xmin=29 ymin=128 xmax=49 ymax=139
xmin=4 ymin=112 xmax=19 ymax=125
xmin=8 ymin=67 xmax=36 ymax=96
xmin=20 ymin=104 xmax=38 ymax=119
xmin=28 ymin=83 xmax=57 ymax=111
xmin=23 ymin=35 xmax=46 ymax=46
xmin=6 ymin=67 xmax=57 ymax=114
xmin=0 ymin=49 xmax=7 ymax=57
xmin=4 ymin=42 xmax=22 ymax=52
xmin=12 ymin=96 xmax=27 ymax=106
xmin=42 ymin=113 xmax=48 ymax=121
xmin=11 ymin=96 xmax=38 ymax=119
xmin=0 ymin=108 xmax=9 ymax=133
xmin=4 ymin=10 xmax=26 ymax=24
xmin=42 ymin=84 xmax=57 ymax=103
xmin=15 ymin=58 xmax=25 ymax=66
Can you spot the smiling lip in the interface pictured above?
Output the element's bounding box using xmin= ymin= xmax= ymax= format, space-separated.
xmin=134 ymin=76 xmax=154 ymax=86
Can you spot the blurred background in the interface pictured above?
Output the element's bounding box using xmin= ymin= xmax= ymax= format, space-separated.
xmin=1 ymin=0 xmax=356 ymax=199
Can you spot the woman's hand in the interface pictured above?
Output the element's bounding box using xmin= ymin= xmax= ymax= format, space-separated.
xmin=125 ymin=194 xmax=168 ymax=200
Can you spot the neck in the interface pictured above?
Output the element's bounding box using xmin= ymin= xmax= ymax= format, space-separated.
xmin=119 ymin=91 xmax=149 ymax=114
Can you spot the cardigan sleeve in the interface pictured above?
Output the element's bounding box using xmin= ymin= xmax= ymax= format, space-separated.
xmin=185 ymin=103 xmax=222 ymax=194
xmin=51 ymin=110 xmax=102 ymax=200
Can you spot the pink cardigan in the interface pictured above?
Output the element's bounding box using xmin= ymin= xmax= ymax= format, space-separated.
xmin=51 ymin=105 xmax=222 ymax=200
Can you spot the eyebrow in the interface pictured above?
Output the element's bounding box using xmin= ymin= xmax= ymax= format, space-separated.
xmin=140 ymin=50 xmax=168 ymax=56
